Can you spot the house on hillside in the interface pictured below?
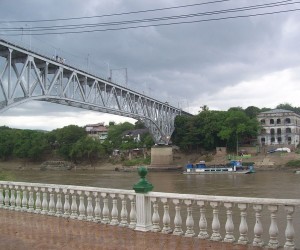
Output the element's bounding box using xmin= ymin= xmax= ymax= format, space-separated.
xmin=85 ymin=123 xmax=108 ymax=143
xmin=257 ymin=109 xmax=300 ymax=148
xmin=122 ymin=128 xmax=149 ymax=143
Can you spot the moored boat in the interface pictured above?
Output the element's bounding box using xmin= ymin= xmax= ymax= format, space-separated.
xmin=184 ymin=160 xmax=255 ymax=174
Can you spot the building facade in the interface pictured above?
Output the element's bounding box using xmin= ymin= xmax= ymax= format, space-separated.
xmin=257 ymin=109 xmax=300 ymax=148
xmin=85 ymin=123 xmax=108 ymax=143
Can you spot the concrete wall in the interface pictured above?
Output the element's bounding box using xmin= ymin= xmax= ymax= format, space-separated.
xmin=150 ymin=146 xmax=173 ymax=166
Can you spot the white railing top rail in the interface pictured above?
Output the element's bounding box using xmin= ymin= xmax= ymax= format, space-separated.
xmin=147 ymin=191 xmax=300 ymax=206
xmin=0 ymin=181 xmax=135 ymax=196
xmin=1 ymin=181 xmax=300 ymax=206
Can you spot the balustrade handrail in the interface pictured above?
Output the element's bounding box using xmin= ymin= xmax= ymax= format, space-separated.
xmin=0 ymin=181 xmax=135 ymax=195
xmin=1 ymin=181 xmax=300 ymax=206
xmin=147 ymin=191 xmax=300 ymax=206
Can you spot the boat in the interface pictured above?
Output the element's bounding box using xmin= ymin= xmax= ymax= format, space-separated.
xmin=184 ymin=160 xmax=255 ymax=174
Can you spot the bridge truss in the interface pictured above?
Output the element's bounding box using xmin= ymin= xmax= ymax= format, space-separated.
xmin=0 ymin=39 xmax=191 ymax=144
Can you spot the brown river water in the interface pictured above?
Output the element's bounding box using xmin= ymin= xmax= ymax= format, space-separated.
xmin=3 ymin=169 xmax=300 ymax=248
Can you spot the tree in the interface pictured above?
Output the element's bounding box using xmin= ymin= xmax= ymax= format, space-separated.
xmin=70 ymin=137 xmax=104 ymax=168
xmin=244 ymin=106 xmax=261 ymax=119
xmin=51 ymin=125 xmax=86 ymax=159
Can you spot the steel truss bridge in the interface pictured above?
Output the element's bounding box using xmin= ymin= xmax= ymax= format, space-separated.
xmin=0 ymin=39 xmax=191 ymax=144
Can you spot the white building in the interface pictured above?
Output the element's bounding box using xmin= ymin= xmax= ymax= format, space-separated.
xmin=257 ymin=109 xmax=300 ymax=148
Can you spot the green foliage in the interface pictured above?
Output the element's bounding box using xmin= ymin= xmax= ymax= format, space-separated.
xmin=122 ymin=156 xmax=151 ymax=166
xmin=70 ymin=136 xmax=104 ymax=163
xmin=107 ymin=122 xmax=135 ymax=149
xmin=173 ymin=107 xmax=259 ymax=152
xmin=50 ymin=125 xmax=86 ymax=159
xmin=285 ymin=160 xmax=300 ymax=167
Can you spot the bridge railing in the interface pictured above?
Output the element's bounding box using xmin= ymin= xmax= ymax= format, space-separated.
xmin=0 ymin=180 xmax=299 ymax=249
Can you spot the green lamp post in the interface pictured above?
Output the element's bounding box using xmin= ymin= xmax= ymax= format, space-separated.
xmin=133 ymin=166 xmax=153 ymax=193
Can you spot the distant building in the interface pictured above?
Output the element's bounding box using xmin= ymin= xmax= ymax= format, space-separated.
xmin=85 ymin=123 xmax=108 ymax=143
xmin=257 ymin=109 xmax=300 ymax=148
xmin=122 ymin=128 xmax=149 ymax=143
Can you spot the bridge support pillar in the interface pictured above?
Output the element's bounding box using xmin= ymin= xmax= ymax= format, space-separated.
xmin=150 ymin=146 xmax=174 ymax=169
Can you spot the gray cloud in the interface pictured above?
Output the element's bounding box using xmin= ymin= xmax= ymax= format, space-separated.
xmin=1 ymin=0 xmax=300 ymax=129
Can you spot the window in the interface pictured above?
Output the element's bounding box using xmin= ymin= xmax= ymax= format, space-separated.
xmin=277 ymin=119 xmax=281 ymax=124
xmin=260 ymin=119 xmax=265 ymax=124
xmin=271 ymin=137 xmax=275 ymax=143
xmin=277 ymin=137 xmax=282 ymax=143
xmin=270 ymin=128 xmax=275 ymax=135
xmin=270 ymin=119 xmax=274 ymax=124
xmin=261 ymin=138 xmax=265 ymax=144
xmin=277 ymin=128 xmax=281 ymax=135
xmin=286 ymin=128 xmax=291 ymax=133
xmin=285 ymin=118 xmax=291 ymax=124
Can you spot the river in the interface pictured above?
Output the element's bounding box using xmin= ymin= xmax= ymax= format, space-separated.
xmin=6 ymin=169 xmax=300 ymax=199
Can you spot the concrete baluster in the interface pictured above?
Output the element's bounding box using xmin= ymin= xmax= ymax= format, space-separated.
xmin=253 ymin=204 xmax=264 ymax=247
xmin=48 ymin=188 xmax=55 ymax=215
xmin=86 ymin=191 xmax=94 ymax=221
xmin=4 ymin=185 xmax=10 ymax=209
xmin=119 ymin=194 xmax=128 ymax=227
xmin=70 ymin=190 xmax=78 ymax=219
xmin=224 ymin=202 xmax=235 ymax=243
xmin=128 ymin=194 xmax=136 ymax=229
xmin=161 ymin=197 xmax=172 ymax=233
xmin=55 ymin=188 xmax=63 ymax=217
xmin=150 ymin=197 xmax=161 ymax=232
xmin=8 ymin=185 xmax=14 ymax=210
xmin=9 ymin=185 xmax=15 ymax=210
xmin=0 ymin=185 xmax=4 ymax=208
xmin=28 ymin=187 xmax=34 ymax=212
xmin=173 ymin=199 xmax=183 ymax=235
xmin=284 ymin=205 xmax=295 ymax=249
xmin=101 ymin=193 xmax=110 ymax=224
xmin=238 ymin=203 xmax=248 ymax=244
xmin=185 ymin=199 xmax=195 ymax=237
xmin=197 ymin=200 xmax=209 ymax=239
xmin=21 ymin=186 xmax=28 ymax=211
xmin=210 ymin=201 xmax=222 ymax=241
xmin=41 ymin=187 xmax=48 ymax=215
xmin=63 ymin=189 xmax=70 ymax=218
xmin=34 ymin=187 xmax=41 ymax=214
xmin=77 ymin=190 xmax=86 ymax=221
xmin=268 ymin=205 xmax=279 ymax=249
xmin=93 ymin=192 xmax=101 ymax=223
xmin=110 ymin=193 xmax=119 ymax=225
xmin=15 ymin=186 xmax=22 ymax=211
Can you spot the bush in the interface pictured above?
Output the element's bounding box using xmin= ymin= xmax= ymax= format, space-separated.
xmin=122 ymin=157 xmax=151 ymax=167
xmin=285 ymin=160 xmax=300 ymax=167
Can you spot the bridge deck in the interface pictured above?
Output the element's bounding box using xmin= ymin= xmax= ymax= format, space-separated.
xmin=0 ymin=209 xmax=267 ymax=250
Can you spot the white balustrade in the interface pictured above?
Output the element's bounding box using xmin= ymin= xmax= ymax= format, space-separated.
xmin=197 ymin=200 xmax=209 ymax=239
xmin=150 ymin=197 xmax=161 ymax=232
xmin=224 ymin=202 xmax=235 ymax=243
xmin=184 ymin=199 xmax=195 ymax=237
xmin=128 ymin=194 xmax=136 ymax=229
xmin=93 ymin=192 xmax=101 ymax=223
xmin=173 ymin=199 xmax=183 ymax=235
xmin=253 ymin=204 xmax=264 ymax=247
xmin=0 ymin=181 xmax=300 ymax=249
xmin=119 ymin=194 xmax=128 ymax=227
xmin=238 ymin=203 xmax=248 ymax=244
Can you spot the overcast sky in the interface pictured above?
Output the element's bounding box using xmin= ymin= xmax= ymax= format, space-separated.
xmin=1 ymin=0 xmax=300 ymax=131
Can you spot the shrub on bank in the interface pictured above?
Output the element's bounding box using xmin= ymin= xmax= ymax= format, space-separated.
xmin=285 ymin=160 xmax=300 ymax=167
xmin=122 ymin=157 xmax=151 ymax=167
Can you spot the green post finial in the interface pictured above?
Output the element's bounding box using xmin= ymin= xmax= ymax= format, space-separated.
xmin=133 ymin=166 xmax=153 ymax=193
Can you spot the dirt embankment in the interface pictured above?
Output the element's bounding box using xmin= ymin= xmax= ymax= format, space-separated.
xmin=1 ymin=151 xmax=300 ymax=172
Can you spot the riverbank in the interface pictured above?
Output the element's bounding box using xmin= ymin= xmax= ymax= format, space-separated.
xmin=1 ymin=151 xmax=300 ymax=173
